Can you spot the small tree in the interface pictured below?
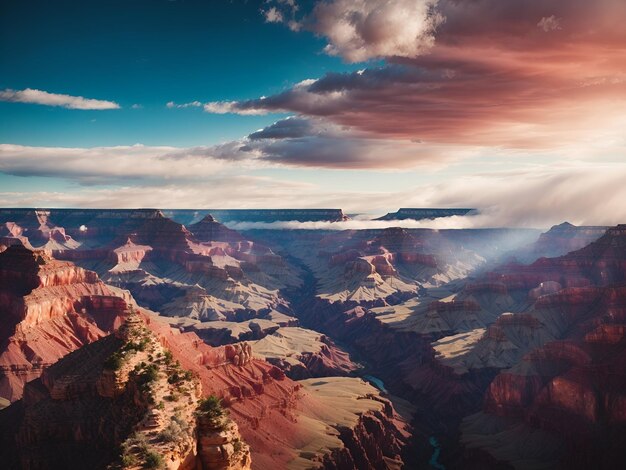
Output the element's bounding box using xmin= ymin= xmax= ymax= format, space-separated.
xmin=197 ymin=395 xmax=224 ymax=420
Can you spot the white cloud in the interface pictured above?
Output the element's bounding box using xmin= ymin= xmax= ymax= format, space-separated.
xmin=203 ymin=101 xmax=268 ymax=115
xmin=166 ymin=100 xmax=203 ymax=109
xmin=2 ymin=141 xmax=626 ymax=229
xmin=223 ymin=162 xmax=626 ymax=229
xmin=537 ymin=15 xmax=562 ymax=32
xmin=0 ymin=144 xmax=233 ymax=184
xmin=0 ymin=88 xmax=120 ymax=110
xmin=311 ymin=0 xmax=443 ymax=62
xmin=263 ymin=7 xmax=284 ymax=23
xmin=264 ymin=0 xmax=444 ymax=62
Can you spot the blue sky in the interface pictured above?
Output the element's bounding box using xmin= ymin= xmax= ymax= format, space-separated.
xmin=1 ymin=0 xmax=625 ymax=227
xmin=0 ymin=0 xmax=357 ymax=147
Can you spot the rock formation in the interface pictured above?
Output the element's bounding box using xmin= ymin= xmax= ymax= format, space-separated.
xmin=7 ymin=209 xmax=600 ymax=469
xmin=512 ymin=222 xmax=608 ymax=262
xmin=28 ymin=209 xmax=304 ymax=321
xmin=196 ymin=411 xmax=251 ymax=470
xmin=188 ymin=215 xmax=245 ymax=243
xmin=0 ymin=311 xmax=208 ymax=469
xmin=0 ymin=245 xmax=130 ymax=401
xmin=195 ymin=209 xmax=349 ymax=223
xmin=375 ymin=208 xmax=475 ymax=221
xmin=250 ymin=327 xmax=359 ymax=379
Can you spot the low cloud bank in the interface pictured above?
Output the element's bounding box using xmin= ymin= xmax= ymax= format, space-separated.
xmin=223 ymin=213 xmax=523 ymax=231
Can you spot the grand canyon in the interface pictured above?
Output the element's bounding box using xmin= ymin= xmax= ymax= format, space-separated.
xmin=2 ymin=0 xmax=626 ymax=468
xmin=0 ymin=207 xmax=624 ymax=469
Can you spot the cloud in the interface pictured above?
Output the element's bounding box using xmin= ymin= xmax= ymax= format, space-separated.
xmin=203 ymin=101 xmax=267 ymax=115
xmin=0 ymin=88 xmax=120 ymax=110
xmin=2 ymin=156 xmax=626 ymax=229
xmin=264 ymin=0 xmax=443 ymax=62
xmin=241 ymin=116 xmax=469 ymax=169
xmin=0 ymin=115 xmax=464 ymax=187
xmin=166 ymin=100 xmax=203 ymax=109
xmin=223 ymin=218 xmax=473 ymax=231
xmin=263 ymin=7 xmax=284 ymax=23
xmin=0 ymin=176 xmax=314 ymax=210
xmin=307 ymin=0 xmax=444 ymax=62
xmin=248 ymin=116 xmax=316 ymax=140
xmin=222 ymin=161 xmax=626 ymax=229
xmin=537 ymin=15 xmax=562 ymax=32
xmin=170 ymin=116 xmax=468 ymax=169
xmin=425 ymin=163 xmax=626 ymax=228
xmin=0 ymin=144 xmax=234 ymax=185
xmin=216 ymin=0 xmax=626 ymax=151
xmin=262 ymin=0 xmax=301 ymax=30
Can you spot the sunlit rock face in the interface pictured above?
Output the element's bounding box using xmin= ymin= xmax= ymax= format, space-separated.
xmin=0 ymin=245 xmax=130 ymax=402
xmin=0 ymin=306 xmax=412 ymax=469
xmin=0 ymin=209 xmax=302 ymax=321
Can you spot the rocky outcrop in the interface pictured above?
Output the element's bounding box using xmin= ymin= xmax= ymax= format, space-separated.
xmin=189 ymin=215 xmax=245 ymax=243
xmin=0 ymin=209 xmax=80 ymax=250
xmin=40 ymin=210 xmax=302 ymax=322
xmin=1 ymin=209 xmax=165 ymax=244
xmin=514 ymin=222 xmax=608 ymax=262
xmin=109 ymin=238 xmax=152 ymax=270
xmin=197 ymin=414 xmax=251 ymax=470
xmin=143 ymin=314 xmax=412 ymax=469
xmin=299 ymin=377 xmax=411 ymax=470
xmin=250 ymin=327 xmax=358 ymax=379
xmin=1 ymin=305 xmax=413 ymax=469
xmin=0 ymin=245 xmax=130 ymax=402
xmin=456 ymin=228 xmax=626 ymax=469
xmin=200 ymin=209 xmax=349 ymax=223
xmin=0 ymin=311 xmax=216 ymax=469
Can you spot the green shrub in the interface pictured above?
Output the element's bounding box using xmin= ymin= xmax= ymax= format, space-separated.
xmin=104 ymin=352 xmax=123 ymax=370
xmin=163 ymin=350 xmax=173 ymax=364
xmin=121 ymin=453 xmax=137 ymax=466
xmin=123 ymin=432 xmax=148 ymax=453
xmin=139 ymin=364 xmax=159 ymax=383
xmin=144 ymin=451 xmax=163 ymax=469
xmin=157 ymin=418 xmax=185 ymax=443
xmin=123 ymin=336 xmax=150 ymax=353
xmin=197 ymin=395 xmax=224 ymax=420
xmin=136 ymin=364 xmax=160 ymax=394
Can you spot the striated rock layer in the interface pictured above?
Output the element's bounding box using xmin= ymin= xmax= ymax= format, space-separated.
xmin=0 ymin=311 xmax=252 ymax=470
xmin=456 ymin=227 xmax=626 ymax=469
xmin=0 ymin=245 xmax=131 ymax=401
xmin=0 ymin=308 xmax=411 ymax=469
xmin=144 ymin=313 xmax=412 ymax=469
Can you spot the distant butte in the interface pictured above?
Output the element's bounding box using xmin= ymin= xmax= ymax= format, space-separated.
xmin=375 ymin=207 xmax=476 ymax=221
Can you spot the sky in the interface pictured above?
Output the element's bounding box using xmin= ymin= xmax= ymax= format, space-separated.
xmin=1 ymin=0 xmax=625 ymax=227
